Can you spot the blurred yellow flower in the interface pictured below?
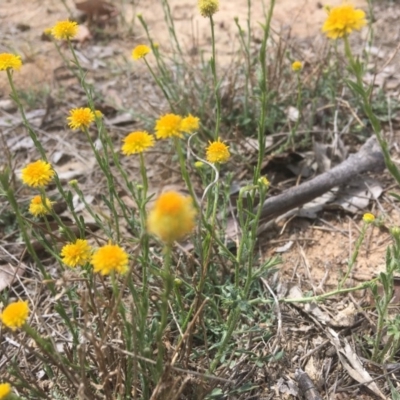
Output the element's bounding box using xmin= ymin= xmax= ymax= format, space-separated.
xmin=21 ymin=160 xmax=55 ymax=188
xmin=132 ymin=45 xmax=151 ymax=60
xmin=198 ymin=0 xmax=219 ymax=17
xmin=122 ymin=131 xmax=155 ymax=155
xmin=91 ymin=243 xmax=129 ymax=275
xmin=194 ymin=161 xmax=204 ymax=168
xmin=29 ymin=195 xmax=53 ymax=217
xmin=322 ymin=3 xmax=366 ymax=39
xmin=363 ymin=213 xmax=375 ymax=223
xmin=0 ymin=53 xmax=22 ymax=71
xmin=94 ymin=110 xmax=103 ymax=118
xmin=206 ymin=139 xmax=230 ymax=164
xmin=147 ymin=191 xmax=197 ymax=244
xmin=51 ymin=20 xmax=78 ymax=40
xmin=0 ymin=383 xmax=11 ymax=399
xmin=258 ymin=176 xmax=270 ymax=187
xmin=61 ymin=239 xmax=92 ymax=268
xmin=181 ymin=114 xmax=200 ymax=133
xmin=292 ymin=61 xmax=303 ymax=71
xmin=155 ymin=113 xmax=183 ymax=139
xmin=0 ymin=301 xmax=29 ymax=331
xmin=67 ymin=107 xmax=95 ymax=130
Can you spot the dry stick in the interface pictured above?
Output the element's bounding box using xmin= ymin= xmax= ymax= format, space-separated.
xmin=258 ymin=136 xmax=384 ymax=222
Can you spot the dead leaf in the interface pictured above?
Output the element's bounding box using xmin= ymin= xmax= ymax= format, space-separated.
xmin=0 ymin=263 xmax=25 ymax=292
xmin=328 ymin=328 xmax=386 ymax=399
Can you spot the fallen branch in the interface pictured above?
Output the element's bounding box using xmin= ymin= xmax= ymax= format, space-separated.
xmin=259 ymin=136 xmax=384 ymax=222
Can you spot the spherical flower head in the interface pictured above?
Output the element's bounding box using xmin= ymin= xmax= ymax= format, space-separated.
xmin=147 ymin=191 xmax=197 ymax=244
xmin=181 ymin=114 xmax=200 ymax=134
xmin=122 ymin=131 xmax=155 ymax=155
xmin=91 ymin=243 xmax=129 ymax=275
xmin=61 ymin=239 xmax=92 ymax=268
xmin=0 ymin=383 xmax=11 ymax=399
xmin=292 ymin=61 xmax=303 ymax=72
xmin=198 ymin=0 xmax=219 ymax=17
xmin=21 ymin=160 xmax=55 ymax=188
xmin=51 ymin=20 xmax=78 ymax=40
xmin=206 ymin=139 xmax=230 ymax=164
xmin=363 ymin=212 xmax=375 ymax=223
xmin=155 ymin=113 xmax=183 ymax=139
xmin=132 ymin=45 xmax=151 ymax=60
xmin=67 ymin=107 xmax=95 ymax=130
xmin=322 ymin=3 xmax=366 ymax=39
xmin=0 ymin=53 xmax=22 ymax=71
xmin=1 ymin=301 xmax=29 ymax=331
xmin=29 ymin=195 xmax=53 ymax=217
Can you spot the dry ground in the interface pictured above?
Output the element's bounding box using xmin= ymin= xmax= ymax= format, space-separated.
xmin=2 ymin=0 xmax=400 ymax=398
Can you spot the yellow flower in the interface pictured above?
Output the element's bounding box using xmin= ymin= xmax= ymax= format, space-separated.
xmin=292 ymin=61 xmax=303 ymax=71
xmin=206 ymin=139 xmax=230 ymax=164
xmin=147 ymin=191 xmax=197 ymax=244
xmin=67 ymin=107 xmax=95 ymax=130
xmin=91 ymin=243 xmax=129 ymax=275
xmin=0 ymin=301 xmax=29 ymax=331
xmin=258 ymin=176 xmax=270 ymax=187
xmin=155 ymin=113 xmax=183 ymax=139
xmin=0 ymin=383 xmax=11 ymax=399
xmin=61 ymin=239 xmax=92 ymax=268
xmin=122 ymin=131 xmax=155 ymax=155
xmin=51 ymin=20 xmax=78 ymax=40
xmin=198 ymin=0 xmax=219 ymax=17
xmin=363 ymin=213 xmax=375 ymax=223
xmin=322 ymin=3 xmax=366 ymax=39
xmin=94 ymin=110 xmax=103 ymax=119
xmin=29 ymin=195 xmax=53 ymax=217
xmin=21 ymin=160 xmax=55 ymax=188
xmin=194 ymin=161 xmax=204 ymax=168
xmin=132 ymin=45 xmax=151 ymax=60
xmin=0 ymin=53 xmax=22 ymax=71
xmin=181 ymin=114 xmax=200 ymax=133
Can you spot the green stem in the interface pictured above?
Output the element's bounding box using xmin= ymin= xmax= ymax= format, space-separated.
xmin=254 ymin=0 xmax=276 ymax=183
xmin=281 ymin=278 xmax=378 ymax=303
xmin=209 ymin=15 xmax=221 ymax=140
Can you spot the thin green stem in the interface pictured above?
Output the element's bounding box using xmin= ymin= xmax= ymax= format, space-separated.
xmin=209 ymin=15 xmax=221 ymax=140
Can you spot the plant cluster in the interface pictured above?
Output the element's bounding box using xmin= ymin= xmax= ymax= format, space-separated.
xmin=0 ymin=1 xmax=400 ymax=399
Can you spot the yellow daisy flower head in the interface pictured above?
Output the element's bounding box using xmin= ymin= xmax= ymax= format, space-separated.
xmin=198 ymin=0 xmax=219 ymax=17
xmin=51 ymin=20 xmax=78 ymax=40
xmin=0 ymin=53 xmax=22 ymax=71
xmin=67 ymin=107 xmax=95 ymax=130
xmin=155 ymin=113 xmax=183 ymax=139
xmin=91 ymin=242 xmax=129 ymax=275
xmin=0 ymin=383 xmax=11 ymax=399
xmin=181 ymin=114 xmax=200 ymax=134
xmin=21 ymin=160 xmax=55 ymax=188
xmin=206 ymin=138 xmax=230 ymax=164
xmin=291 ymin=61 xmax=303 ymax=72
xmin=363 ymin=212 xmax=375 ymax=223
xmin=29 ymin=195 xmax=53 ymax=217
xmin=61 ymin=239 xmax=92 ymax=268
xmin=132 ymin=45 xmax=151 ymax=60
xmin=147 ymin=191 xmax=197 ymax=244
xmin=122 ymin=131 xmax=155 ymax=155
xmin=0 ymin=300 xmax=29 ymax=331
xmin=322 ymin=3 xmax=366 ymax=39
